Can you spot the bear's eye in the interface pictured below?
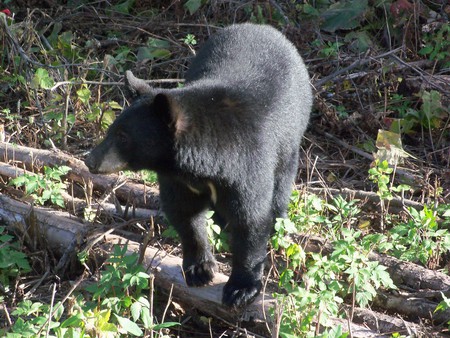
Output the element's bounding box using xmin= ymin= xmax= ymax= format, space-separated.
xmin=116 ymin=130 xmax=129 ymax=146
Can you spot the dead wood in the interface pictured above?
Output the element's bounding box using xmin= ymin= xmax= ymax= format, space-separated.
xmin=0 ymin=161 xmax=160 ymax=221
xmin=0 ymin=142 xmax=159 ymax=209
xmin=0 ymin=195 xmax=379 ymax=337
xmin=292 ymin=233 xmax=450 ymax=325
xmin=305 ymin=186 xmax=424 ymax=212
xmin=0 ymin=195 xmax=88 ymax=256
xmin=296 ymin=233 xmax=450 ymax=292
xmin=0 ymin=143 xmax=450 ymax=337
xmin=372 ymin=289 xmax=450 ymax=324
xmin=347 ymin=305 xmax=434 ymax=337
xmin=372 ymin=253 xmax=450 ymax=291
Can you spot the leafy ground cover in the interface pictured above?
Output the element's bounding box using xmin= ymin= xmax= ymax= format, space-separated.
xmin=0 ymin=0 xmax=449 ymax=337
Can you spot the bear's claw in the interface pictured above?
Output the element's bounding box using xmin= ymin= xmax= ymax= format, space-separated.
xmin=184 ymin=260 xmax=216 ymax=286
xmin=222 ymin=278 xmax=262 ymax=309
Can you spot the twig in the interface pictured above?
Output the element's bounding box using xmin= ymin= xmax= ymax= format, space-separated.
xmin=2 ymin=302 xmax=12 ymax=326
xmin=50 ymin=78 xmax=184 ymax=91
xmin=318 ymin=130 xmax=419 ymax=182
xmin=36 ymin=271 xmax=88 ymax=336
xmin=160 ymin=283 xmax=174 ymax=328
xmin=45 ymin=283 xmax=57 ymax=337
xmin=305 ymin=186 xmax=424 ymax=211
xmin=149 ymin=274 xmax=155 ymax=338
xmin=391 ymin=55 xmax=450 ymax=97
xmin=268 ymin=0 xmax=290 ymax=26
xmin=314 ymin=47 xmax=403 ymax=88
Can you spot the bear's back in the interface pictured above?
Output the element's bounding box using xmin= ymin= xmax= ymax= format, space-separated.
xmin=173 ymin=24 xmax=312 ymax=178
xmin=188 ymin=24 xmax=307 ymax=101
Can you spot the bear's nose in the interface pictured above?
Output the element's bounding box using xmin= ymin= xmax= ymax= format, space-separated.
xmin=84 ymin=153 xmax=99 ymax=173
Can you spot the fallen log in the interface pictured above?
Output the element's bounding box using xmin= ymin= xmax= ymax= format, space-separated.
xmin=293 ymin=233 xmax=450 ymax=326
xmin=305 ymin=186 xmax=424 ymax=213
xmin=0 ymin=161 xmax=160 ymax=221
xmin=0 ymin=195 xmax=384 ymax=337
xmin=1 ymin=144 xmax=447 ymax=334
xmin=373 ymin=289 xmax=450 ymax=324
xmin=1 ymin=142 xmax=425 ymax=217
xmin=0 ymin=142 xmax=160 ymax=209
xmin=297 ymin=234 xmax=450 ymax=292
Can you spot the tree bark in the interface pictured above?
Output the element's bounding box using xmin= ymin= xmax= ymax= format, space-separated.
xmin=1 ymin=142 xmax=448 ymax=335
xmin=0 ymin=195 xmax=380 ymax=337
xmin=295 ymin=233 xmax=450 ymax=292
xmin=0 ymin=161 xmax=160 ymax=221
xmin=0 ymin=142 xmax=160 ymax=209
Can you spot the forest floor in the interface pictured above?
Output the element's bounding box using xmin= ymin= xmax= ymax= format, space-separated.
xmin=0 ymin=1 xmax=450 ymax=337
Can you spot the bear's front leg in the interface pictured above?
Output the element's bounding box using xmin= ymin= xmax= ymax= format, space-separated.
xmin=158 ymin=176 xmax=217 ymax=287
xmin=179 ymin=210 xmax=217 ymax=287
xmin=222 ymin=214 xmax=272 ymax=308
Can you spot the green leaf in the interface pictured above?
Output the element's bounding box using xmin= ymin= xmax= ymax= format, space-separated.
xmin=25 ymin=179 xmax=40 ymax=194
xmin=184 ymin=0 xmax=203 ymax=15
xmin=210 ymin=223 xmax=221 ymax=235
xmin=375 ymin=130 xmax=410 ymax=165
xmin=52 ymin=301 xmax=64 ymax=320
xmin=421 ymin=90 xmax=443 ymax=122
xmin=345 ymin=31 xmax=372 ymax=52
xmin=114 ymin=314 xmax=143 ymax=336
xmin=108 ymin=101 xmax=123 ymax=110
xmin=31 ymin=68 xmax=55 ymax=90
xmin=77 ymin=87 xmax=91 ymax=105
xmin=113 ymin=0 xmax=136 ymax=14
xmin=41 ymin=189 xmax=52 ymax=202
xmin=435 ymin=293 xmax=450 ymax=313
xmin=303 ymin=4 xmax=320 ymax=16
xmin=130 ymin=301 xmax=141 ymax=322
xmin=321 ymin=0 xmax=368 ymax=32
xmin=146 ymin=37 xmax=170 ymax=48
xmin=153 ymin=321 xmax=181 ymax=329
xmin=9 ymin=175 xmax=28 ymax=187
xmin=61 ymin=313 xmax=84 ymax=328
xmin=46 ymin=21 xmax=62 ymax=47
xmin=137 ymin=47 xmax=169 ymax=61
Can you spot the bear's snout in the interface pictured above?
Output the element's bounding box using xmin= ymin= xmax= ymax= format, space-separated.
xmin=84 ymin=153 xmax=99 ymax=174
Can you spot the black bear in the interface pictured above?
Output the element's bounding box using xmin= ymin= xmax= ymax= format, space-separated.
xmin=85 ymin=23 xmax=312 ymax=308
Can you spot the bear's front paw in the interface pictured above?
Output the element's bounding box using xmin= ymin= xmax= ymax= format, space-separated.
xmin=184 ymin=259 xmax=216 ymax=287
xmin=222 ymin=278 xmax=262 ymax=308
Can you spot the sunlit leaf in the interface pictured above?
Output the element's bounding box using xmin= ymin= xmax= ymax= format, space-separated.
xmin=375 ymin=129 xmax=411 ymax=165
xmin=31 ymin=68 xmax=55 ymax=90
xmin=114 ymin=314 xmax=143 ymax=336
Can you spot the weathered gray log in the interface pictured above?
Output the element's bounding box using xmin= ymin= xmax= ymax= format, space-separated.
xmin=296 ymin=234 xmax=450 ymax=292
xmin=1 ymin=143 xmax=446 ymax=334
xmin=0 ymin=142 xmax=159 ymax=209
xmin=0 ymin=195 xmax=379 ymax=337
xmin=0 ymin=161 xmax=160 ymax=221
xmin=372 ymin=289 xmax=450 ymax=324
xmin=0 ymin=195 xmax=88 ymax=255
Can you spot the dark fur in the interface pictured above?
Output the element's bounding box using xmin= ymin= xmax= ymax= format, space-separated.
xmin=85 ymin=23 xmax=312 ymax=308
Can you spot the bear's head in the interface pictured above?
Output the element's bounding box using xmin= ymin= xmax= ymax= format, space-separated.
xmin=84 ymin=71 xmax=187 ymax=174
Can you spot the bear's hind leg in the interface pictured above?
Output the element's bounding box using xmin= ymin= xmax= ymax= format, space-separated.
xmin=272 ymin=151 xmax=300 ymax=220
xmin=159 ymin=175 xmax=216 ymax=287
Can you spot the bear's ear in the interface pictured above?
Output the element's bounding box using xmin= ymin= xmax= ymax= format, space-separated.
xmin=153 ymin=93 xmax=189 ymax=136
xmin=124 ymin=70 xmax=154 ymax=100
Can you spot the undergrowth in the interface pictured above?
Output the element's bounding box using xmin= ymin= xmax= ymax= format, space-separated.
xmin=1 ymin=245 xmax=179 ymax=338
xmin=0 ymin=0 xmax=449 ymax=337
